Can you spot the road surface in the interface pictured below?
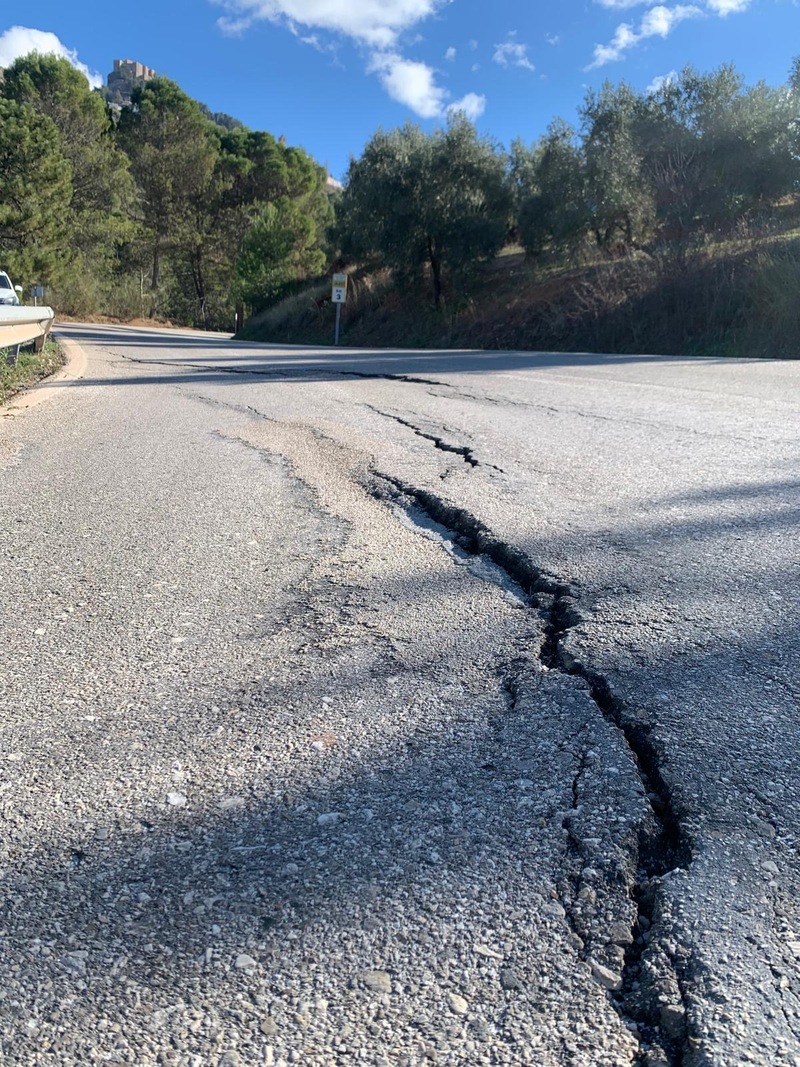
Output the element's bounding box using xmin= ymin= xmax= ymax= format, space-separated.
xmin=1 ymin=323 xmax=798 ymax=1066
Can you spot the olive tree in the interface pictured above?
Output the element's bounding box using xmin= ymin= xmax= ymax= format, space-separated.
xmin=338 ymin=116 xmax=511 ymax=308
xmin=515 ymin=120 xmax=589 ymax=259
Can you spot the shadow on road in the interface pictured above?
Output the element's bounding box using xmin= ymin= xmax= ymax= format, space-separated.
xmin=56 ymin=323 xmax=771 ymax=386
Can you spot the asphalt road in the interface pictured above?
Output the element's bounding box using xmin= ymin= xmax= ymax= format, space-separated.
xmin=1 ymin=322 xmax=798 ymax=1067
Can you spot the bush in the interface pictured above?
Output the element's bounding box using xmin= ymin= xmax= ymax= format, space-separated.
xmin=740 ymin=242 xmax=800 ymax=357
xmin=49 ymin=270 xmax=104 ymax=319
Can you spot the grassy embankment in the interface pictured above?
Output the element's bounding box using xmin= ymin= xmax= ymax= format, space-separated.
xmin=239 ymin=208 xmax=800 ymax=359
xmin=0 ymin=339 xmax=65 ymax=405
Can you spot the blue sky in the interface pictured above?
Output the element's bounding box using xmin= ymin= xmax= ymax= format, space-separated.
xmin=0 ymin=1 xmax=795 ymax=180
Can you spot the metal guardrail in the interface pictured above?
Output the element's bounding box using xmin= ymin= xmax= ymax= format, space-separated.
xmin=0 ymin=306 xmax=55 ymax=363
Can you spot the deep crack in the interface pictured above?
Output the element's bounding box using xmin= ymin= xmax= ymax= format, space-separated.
xmin=373 ymin=472 xmax=692 ymax=1067
xmin=561 ymin=744 xmax=591 ymax=962
xmin=497 ymin=657 xmax=528 ymax=714
xmin=336 ymin=370 xmax=447 ymax=386
xmin=188 ymin=391 xmax=275 ymax=422
xmin=113 ymin=351 xmax=527 ymax=409
xmin=369 ymin=407 xmax=507 ymax=471
xmin=369 ymin=407 xmax=480 ymax=467
xmin=367 ymin=406 xmax=505 ymax=472
xmin=117 ymin=352 xmax=451 ymax=389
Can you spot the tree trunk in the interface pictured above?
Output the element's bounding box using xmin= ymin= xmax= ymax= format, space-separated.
xmin=191 ymin=251 xmax=208 ymax=329
xmin=428 ymin=236 xmax=442 ymax=310
xmin=150 ymin=240 xmax=161 ymax=319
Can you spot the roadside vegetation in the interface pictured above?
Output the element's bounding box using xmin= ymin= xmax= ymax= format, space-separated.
xmin=0 ymin=55 xmax=331 ymax=331
xmin=0 ymin=339 xmax=64 ymax=405
xmin=1 ymin=52 xmax=799 ymax=355
xmin=252 ymin=60 xmax=800 ymax=358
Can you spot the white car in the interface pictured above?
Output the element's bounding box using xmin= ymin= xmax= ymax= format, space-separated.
xmin=0 ymin=271 xmax=23 ymax=306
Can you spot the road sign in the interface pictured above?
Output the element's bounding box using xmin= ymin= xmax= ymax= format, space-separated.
xmin=331 ymin=273 xmax=348 ymax=304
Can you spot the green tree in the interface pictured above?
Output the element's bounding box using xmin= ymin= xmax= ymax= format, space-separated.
xmin=516 ymin=120 xmax=588 ymax=258
xmin=0 ymin=98 xmax=72 ymax=284
xmin=339 ymin=116 xmax=510 ymax=308
xmin=181 ymin=128 xmax=330 ymax=325
xmin=789 ymin=57 xmax=800 ymax=185
xmin=236 ymin=193 xmax=330 ymax=309
xmin=581 ymin=82 xmax=652 ymax=252
xmin=1 ymin=54 xmax=131 ymax=252
xmin=634 ymin=65 xmax=796 ymax=243
xmin=117 ymin=78 xmax=218 ymax=313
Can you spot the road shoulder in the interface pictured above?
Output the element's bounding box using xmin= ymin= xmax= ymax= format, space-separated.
xmin=0 ymin=329 xmax=87 ymax=420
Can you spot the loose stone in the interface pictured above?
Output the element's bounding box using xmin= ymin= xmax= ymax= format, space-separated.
xmin=448 ymin=993 xmax=469 ymax=1015
xmin=362 ymin=970 xmax=392 ymax=994
xmin=542 ymin=901 xmax=566 ymax=920
xmin=317 ymin=812 xmax=343 ymax=827
xmin=589 ymin=959 xmax=622 ymax=991
xmin=474 ymin=944 xmax=504 ymax=960
xmin=500 ymin=968 xmax=523 ymax=991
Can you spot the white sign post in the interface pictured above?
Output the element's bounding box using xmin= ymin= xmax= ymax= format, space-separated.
xmin=331 ymin=273 xmax=347 ymax=345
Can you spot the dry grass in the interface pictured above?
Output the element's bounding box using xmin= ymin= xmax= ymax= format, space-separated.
xmin=240 ymin=204 xmax=800 ymax=358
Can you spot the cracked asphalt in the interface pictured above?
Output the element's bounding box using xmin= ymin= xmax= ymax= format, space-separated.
xmin=0 ymin=323 xmax=798 ymax=1067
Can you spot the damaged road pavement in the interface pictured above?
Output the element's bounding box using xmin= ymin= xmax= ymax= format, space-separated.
xmin=1 ymin=324 xmax=799 ymax=1066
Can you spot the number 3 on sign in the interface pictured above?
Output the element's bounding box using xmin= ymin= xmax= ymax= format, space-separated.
xmin=331 ymin=273 xmax=348 ymax=304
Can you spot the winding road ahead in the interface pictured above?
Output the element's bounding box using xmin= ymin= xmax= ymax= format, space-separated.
xmin=1 ymin=323 xmax=798 ymax=1066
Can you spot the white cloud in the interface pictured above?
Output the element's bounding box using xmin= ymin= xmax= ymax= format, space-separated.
xmin=545 ymin=33 xmax=561 ymax=45
xmin=586 ymin=22 xmax=637 ymax=67
xmin=444 ymin=45 xmax=456 ymax=60
xmin=595 ymin=0 xmax=752 ymax=18
xmin=586 ymin=4 xmax=702 ymax=68
xmin=368 ymin=52 xmax=487 ymax=121
xmin=447 ymin=91 xmax=486 ymax=120
xmin=217 ymin=0 xmax=486 ymax=120
xmin=594 ymin=0 xmax=750 ymax=16
xmin=706 ymin=0 xmax=750 ymax=12
xmin=597 ymin=0 xmax=751 ymax=9
xmin=369 ymin=52 xmax=447 ymax=118
xmin=215 ymin=0 xmax=442 ymax=49
xmin=218 ymin=15 xmax=253 ymax=35
xmin=468 ymin=39 xmax=478 ymax=50
xmin=641 ymin=4 xmax=699 ymax=35
xmin=492 ymin=33 xmax=535 ymax=72
xmin=0 ymin=26 xmax=102 ymax=88
xmin=646 ymin=69 xmax=677 ymax=93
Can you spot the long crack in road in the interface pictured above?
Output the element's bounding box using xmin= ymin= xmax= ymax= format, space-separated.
xmin=1 ymin=324 xmax=799 ymax=1066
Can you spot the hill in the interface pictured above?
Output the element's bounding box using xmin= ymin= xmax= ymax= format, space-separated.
xmin=240 ymin=206 xmax=800 ymax=359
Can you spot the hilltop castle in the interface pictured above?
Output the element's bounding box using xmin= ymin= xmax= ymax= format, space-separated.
xmin=104 ymin=59 xmax=157 ymax=104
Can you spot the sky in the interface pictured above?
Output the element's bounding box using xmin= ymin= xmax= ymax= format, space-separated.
xmin=0 ymin=1 xmax=796 ymax=180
